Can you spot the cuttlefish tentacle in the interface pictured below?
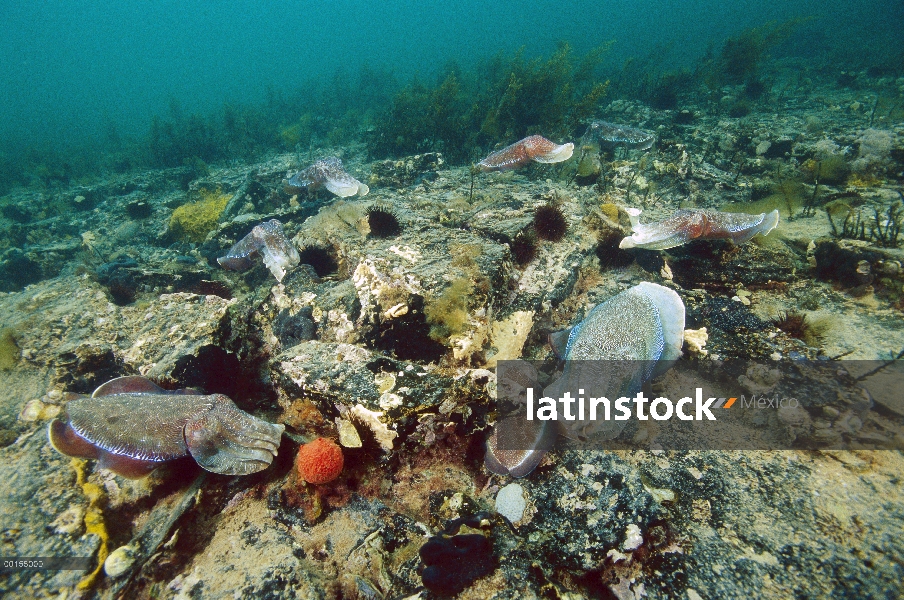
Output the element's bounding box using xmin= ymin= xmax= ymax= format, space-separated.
xmin=48 ymin=376 xmax=284 ymax=478
xmin=476 ymin=135 xmax=574 ymax=172
xmin=619 ymin=208 xmax=780 ymax=250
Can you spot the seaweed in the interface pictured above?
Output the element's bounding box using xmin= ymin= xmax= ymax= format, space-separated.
xmin=775 ymin=178 xmax=807 ymax=220
xmin=424 ymin=278 xmax=473 ymax=342
xmin=800 ymin=155 xmax=850 ymax=186
xmin=148 ymin=100 xmax=223 ymax=168
xmin=169 ymin=187 xmax=231 ymax=242
xmin=708 ymin=20 xmax=803 ymax=87
xmin=366 ymin=42 xmax=610 ymax=164
xmin=647 ymin=70 xmax=695 ymax=110
xmin=827 ymin=199 xmax=904 ymax=247
xmin=0 ymin=327 xmax=19 ymax=370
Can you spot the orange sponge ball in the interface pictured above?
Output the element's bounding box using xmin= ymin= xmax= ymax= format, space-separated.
xmin=295 ymin=437 xmax=344 ymax=484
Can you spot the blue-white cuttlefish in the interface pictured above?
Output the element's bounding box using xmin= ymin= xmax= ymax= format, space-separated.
xmin=484 ymin=282 xmax=685 ymax=478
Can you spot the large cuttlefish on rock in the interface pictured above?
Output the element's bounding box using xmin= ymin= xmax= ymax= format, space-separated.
xmin=476 ymin=135 xmax=574 ymax=171
xmin=49 ymin=376 xmax=285 ymax=478
xmin=484 ymin=282 xmax=685 ymax=478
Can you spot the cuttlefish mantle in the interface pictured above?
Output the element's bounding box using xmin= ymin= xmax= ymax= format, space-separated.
xmin=476 ymin=135 xmax=574 ymax=172
xmin=484 ymin=283 xmax=685 ymax=477
xmin=218 ymin=219 xmax=300 ymax=282
xmin=48 ymin=376 xmax=284 ymax=478
xmin=546 ymin=281 xmax=685 ymax=442
xmin=284 ymin=156 xmax=369 ymax=197
xmin=619 ymin=208 xmax=780 ymax=251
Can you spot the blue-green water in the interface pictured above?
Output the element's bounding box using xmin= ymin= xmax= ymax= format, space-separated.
xmin=1 ymin=0 xmax=900 ymax=155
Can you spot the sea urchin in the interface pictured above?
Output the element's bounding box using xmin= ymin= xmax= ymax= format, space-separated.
xmin=367 ymin=206 xmax=402 ymax=238
xmin=771 ymin=311 xmax=827 ymax=346
xmin=510 ymin=231 xmax=538 ymax=267
xmin=533 ymin=204 xmax=568 ymax=242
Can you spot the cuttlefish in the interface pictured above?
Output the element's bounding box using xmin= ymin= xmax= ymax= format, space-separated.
xmin=218 ymin=219 xmax=299 ymax=282
xmin=48 ymin=376 xmax=285 ymax=478
xmin=581 ymin=120 xmax=656 ymax=151
xmin=476 ymin=135 xmax=574 ymax=171
xmin=619 ymin=208 xmax=780 ymax=251
xmin=284 ymin=156 xmax=369 ymax=197
xmin=484 ymin=282 xmax=685 ymax=477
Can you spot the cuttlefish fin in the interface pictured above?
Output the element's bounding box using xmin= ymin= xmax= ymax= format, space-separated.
xmin=548 ymin=328 xmax=573 ymax=359
xmin=96 ymin=451 xmax=162 ymax=479
xmin=92 ymin=375 xmax=166 ymax=397
xmin=324 ymin=176 xmax=366 ymax=198
xmin=625 ymin=207 xmax=642 ymax=228
xmin=49 ymin=418 xmax=99 ymax=459
xmin=737 ymin=209 xmax=779 ymax=243
xmin=49 ymin=418 xmax=163 ymax=478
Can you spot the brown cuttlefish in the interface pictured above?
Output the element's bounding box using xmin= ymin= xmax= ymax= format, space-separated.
xmin=476 ymin=135 xmax=574 ymax=171
xmin=48 ymin=376 xmax=285 ymax=478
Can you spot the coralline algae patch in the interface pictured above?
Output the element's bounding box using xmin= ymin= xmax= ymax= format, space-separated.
xmin=494 ymin=482 xmax=527 ymax=523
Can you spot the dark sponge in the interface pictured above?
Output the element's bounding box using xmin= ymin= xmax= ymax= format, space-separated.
xmin=419 ymin=513 xmax=498 ymax=595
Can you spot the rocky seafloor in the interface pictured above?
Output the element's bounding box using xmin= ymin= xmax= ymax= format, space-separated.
xmin=1 ymin=71 xmax=904 ymax=599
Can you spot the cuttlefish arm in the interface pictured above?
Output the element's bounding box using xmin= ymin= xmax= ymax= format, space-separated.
xmin=184 ymin=395 xmax=285 ymax=476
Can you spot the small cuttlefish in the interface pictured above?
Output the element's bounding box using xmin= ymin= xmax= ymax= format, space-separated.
xmin=48 ymin=376 xmax=285 ymax=478
xmin=476 ymin=135 xmax=574 ymax=171
xmin=619 ymin=208 xmax=780 ymax=251
xmin=581 ymin=121 xmax=656 ymax=151
xmin=218 ymin=219 xmax=300 ymax=282
xmin=284 ymin=156 xmax=369 ymax=197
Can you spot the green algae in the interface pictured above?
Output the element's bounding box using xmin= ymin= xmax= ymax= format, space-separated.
xmin=367 ymin=42 xmax=610 ymax=164
xmin=169 ymin=187 xmax=230 ymax=242
xmin=0 ymin=327 xmax=19 ymax=370
xmin=424 ymin=278 xmax=473 ymax=342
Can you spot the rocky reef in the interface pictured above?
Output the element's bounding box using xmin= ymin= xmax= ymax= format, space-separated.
xmin=1 ymin=59 xmax=903 ymax=600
